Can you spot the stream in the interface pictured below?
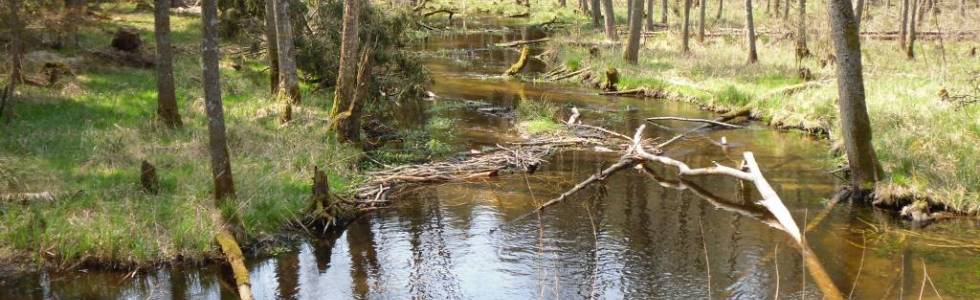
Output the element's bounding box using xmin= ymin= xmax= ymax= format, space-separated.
xmin=2 ymin=19 xmax=978 ymax=300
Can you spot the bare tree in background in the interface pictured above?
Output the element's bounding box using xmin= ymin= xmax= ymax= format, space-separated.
xmin=827 ymin=0 xmax=883 ymax=192
xmin=602 ymin=0 xmax=618 ymax=41
xmin=682 ymin=0 xmax=692 ymax=51
xmin=745 ymin=0 xmax=758 ymax=63
xmin=625 ymin=0 xmax=645 ymax=63
xmin=331 ymin=0 xmax=362 ymax=143
xmin=201 ymin=0 xmax=237 ymax=202
xmin=716 ymin=0 xmax=723 ymax=20
xmin=274 ymin=0 xmax=300 ymax=104
xmin=795 ymin=0 xmax=809 ymax=60
xmin=661 ymin=0 xmax=668 ymax=24
xmin=264 ymin=0 xmax=279 ymax=94
xmin=698 ymin=0 xmax=706 ymax=42
xmin=854 ymin=0 xmax=865 ymax=31
xmin=1 ymin=0 xmax=24 ymax=120
xmin=592 ymin=0 xmax=602 ymax=28
xmin=900 ymin=0 xmax=909 ymax=48
xmin=907 ymin=0 xmax=918 ymax=59
xmin=154 ymin=0 xmax=182 ymax=128
xmin=646 ymin=0 xmax=655 ymax=30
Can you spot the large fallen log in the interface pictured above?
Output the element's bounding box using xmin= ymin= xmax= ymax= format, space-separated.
xmin=503 ymin=46 xmax=531 ymax=76
xmin=215 ymin=229 xmax=253 ymax=300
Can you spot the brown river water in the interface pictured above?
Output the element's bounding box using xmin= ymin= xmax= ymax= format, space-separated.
xmin=2 ymin=19 xmax=978 ymax=300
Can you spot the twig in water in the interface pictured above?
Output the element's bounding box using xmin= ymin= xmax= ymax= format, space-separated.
xmin=586 ymin=205 xmax=600 ymax=300
xmin=646 ymin=116 xmax=744 ymax=128
xmin=848 ymin=233 xmax=867 ymax=299
xmin=920 ymin=259 xmax=944 ymax=300
xmin=699 ymin=219 xmax=712 ymax=299
xmin=774 ymin=245 xmax=780 ymax=300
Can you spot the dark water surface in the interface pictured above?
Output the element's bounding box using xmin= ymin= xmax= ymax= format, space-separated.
xmin=3 ymin=20 xmax=978 ymax=300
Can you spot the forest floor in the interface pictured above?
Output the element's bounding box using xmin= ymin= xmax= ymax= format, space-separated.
xmin=421 ymin=0 xmax=980 ymax=214
xmin=0 ymin=5 xmax=362 ymax=268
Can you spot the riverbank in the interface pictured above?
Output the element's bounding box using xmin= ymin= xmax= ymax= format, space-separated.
xmin=0 ymin=6 xmax=362 ymax=269
xmin=541 ymin=32 xmax=978 ymax=215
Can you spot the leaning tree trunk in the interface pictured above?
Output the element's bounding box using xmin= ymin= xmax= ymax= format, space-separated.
xmin=591 ymin=0 xmax=602 ymax=27
xmin=661 ymin=0 xmax=669 ymax=23
xmin=827 ymin=0 xmax=883 ymax=191
xmin=625 ymin=0 xmax=645 ymax=63
xmin=795 ymin=0 xmax=809 ymax=60
xmin=202 ymin=0 xmax=236 ymax=202
xmin=264 ymin=0 xmax=279 ymax=94
xmin=602 ymin=0 xmax=618 ymax=41
xmin=646 ymin=0 xmax=655 ymax=30
xmin=907 ymin=0 xmax=918 ymax=59
xmin=154 ymin=0 xmax=182 ymax=128
xmin=682 ymin=0 xmax=692 ymax=52
xmin=274 ymin=0 xmax=300 ymax=104
xmin=900 ymin=0 xmax=909 ymax=48
xmin=745 ymin=0 xmax=758 ymax=63
xmin=331 ymin=0 xmax=361 ymax=143
xmin=698 ymin=0 xmax=706 ymax=42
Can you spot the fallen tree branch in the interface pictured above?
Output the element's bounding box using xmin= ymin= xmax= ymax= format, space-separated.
xmin=494 ymin=38 xmax=550 ymax=48
xmin=646 ymin=117 xmax=744 ymax=129
xmin=548 ymin=67 xmax=591 ymax=81
xmin=215 ymin=230 xmax=253 ymax=300
xmin=0 ymin=191 xmax=57 ymax=204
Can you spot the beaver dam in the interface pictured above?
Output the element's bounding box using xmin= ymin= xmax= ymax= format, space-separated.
xmin=3 ymin=17 xmax=979 ymax=300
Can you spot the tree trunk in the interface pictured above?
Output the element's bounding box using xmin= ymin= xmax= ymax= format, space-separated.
xmin=682 ymin=0 xmax=691 ymax=51
xmin=625 ymin=0 xmax=645 ymax=63
xmin=646 ymin=0 xmax=655 ymax=30
xmin=264 ymin=0 xmax=279 ymax=94
xmin=907 ymin=0 xmax=918 ymax=59
xmin=331 ymin=0 xmax=361 ymax=143
xmin=65 ymin=0 xmax=86 ymax=48
xmin=716 ymin=0 xmax=723 ymax=19
xmin=1 ymin=0 xmax=23 ymax=120
xmin=745 ymin=0 xmax=758 ymax=63
xmin=854 ymin=0 xmax=865 ymax=31
xmin=602 ymin=0 xmax=618 ymax=41
xmin=154 ymin=0 xmax=182 ymax=128
xmin=795 ymin=0 xmax=809 ymax=60
xmin=628 ymin=0 xmax=634 ymax=25
xmin=274 ymin=0 xmax=300 ymax=104
xmin=960 ymin=0 xmax=966 ymax=17
xmin=591 ymin=0 xmax=602 ymax=27
xmin=773 ymin=0 xmax=779 ymax=16
xmin=661 ymin=0 xmax=669 ymax=23
xmin=827 ymin=0 xmax=882 ymax=191
xmin=560 ymin=0 xmax=566 ymax=7
xmin=201 ymin=0 xmax=236 ymax=202
xmin=783 ymin=0 xmax=789 ymax=20
xmin=698 ymin=0 xmax=706 ymax=42
xmin=899 ymin=0 xmax=908 ymax=48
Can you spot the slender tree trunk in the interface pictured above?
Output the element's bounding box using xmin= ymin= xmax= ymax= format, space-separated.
xmin=154 ymin=0 xmax=182 ymax=128
xmin=602 ymin=0 xmax=618 ymax=41
xmin=795 ymin=0 xmax=809 ymax=60
xmin=331 ymin=0 xmax=361 ymax=143
xmin=854 ymin=0 xmax=865 ymax=31
xmin=646 ymin=0 xmax=656 ymax=29
xmin=745 ymin=0 xmax=758 ymax=63
xmin=900 ymin=0 xmax=909 ymax=48
xmin=661 ymin=0 xmax=668 ymax=23
xmin=628 ymin=0 xmax=634 ymax=25
xmin=782 ymin=0 xmax=789 ymax=20
xmin=592 ymin=0 xmax=602 ymax=27
xmin=827 ymin=0 xmax=882 ymax=191
xmin=907 ymin=0 xmax=918 ymax=59
xmin=201 ymin=0 xmax=236 ymax=202
xmin=774 ymin=0 xmax=779 ymax=16
xmin=264 ymin=0 xmax=279 ymax=94
xmin=716 ymin=0 xmax=723 ymax=19
xmin=698 ymin=0 xmax=706 ymax=42
xmin=1 ymin=0 xmax=24 ymax=120
xmin=274 ymin=0 xmax=300 ymax=104
xmin=682 ymin=0 xmax=692 ymax=51
xmin=560 ymin=0 xmax=566 ymax=7
xmin=626 ymin=0 xmax=645 ymax=63
xmin=960 ymin=0 xmax=966 ymax=17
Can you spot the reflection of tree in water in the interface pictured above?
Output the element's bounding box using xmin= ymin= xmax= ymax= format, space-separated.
xmin=404 ymin=192 xmax=463 ymax=299
xmin=275 ymin=250 xmax=300 ymax=299
xmin=347 ymin=215 xmax=381 ymax=299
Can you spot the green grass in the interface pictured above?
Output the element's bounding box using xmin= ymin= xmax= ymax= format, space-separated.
xmin=541 ymin=2 xmax=980 ymax=213
xmin=0 ymin=6 xmax=362 ymax=267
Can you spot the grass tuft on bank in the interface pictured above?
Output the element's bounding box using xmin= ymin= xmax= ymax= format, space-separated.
xmin=0 ymin=7 xmax=362 ymax=267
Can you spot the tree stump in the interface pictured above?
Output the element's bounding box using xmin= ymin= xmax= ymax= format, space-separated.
xmin=111 ymin=27 xmax=143 ymax=52
xmin=307 ymin=166 xmax=332 ymax=222
xmin=602 ymin=67 xmax=619 ymax=91
xmin=140 ymin=160 xmax=159 ymax=194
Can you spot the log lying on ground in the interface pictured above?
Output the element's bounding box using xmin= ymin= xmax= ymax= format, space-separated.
xmin=0 ymin=192 xmax=57 ymax=204
xmin=494 ymin=38 xmax=550 ymax=48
